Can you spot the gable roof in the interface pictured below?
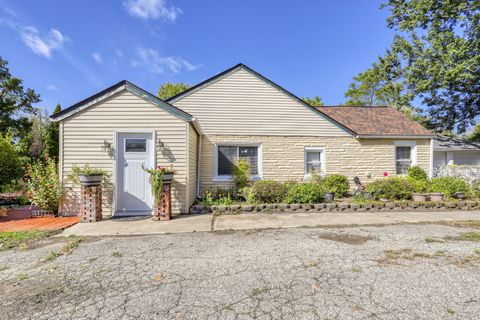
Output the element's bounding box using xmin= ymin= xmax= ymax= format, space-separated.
xmin=434 ymin=135 xmax=480 ymax=151
xmin=166 ymin=63 xmax=356 ymax=136
xmin=51 ymin=80 xmax=194 ymax=122
xmin=316 ymin=106 xmax=435 ymax=138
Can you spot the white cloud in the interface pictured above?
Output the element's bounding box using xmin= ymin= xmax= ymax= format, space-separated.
xmin=46 ymin=84 xmax=58 ymax=91
xmin=20 ymin=26 xmax=69 ymax=58
xmin=132 ymin=47 xmax=199 ymax=74
xmin=92 ymin=52 xmax=102 ymax=63
xmin=123 ymin=0 xmax=182 ymax=21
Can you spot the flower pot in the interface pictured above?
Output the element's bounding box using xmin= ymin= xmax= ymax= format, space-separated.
xmin=79 ymin=174 xmax=103 ymax=186
xmin=412 ymin=193 xmax=427 ymax=202
xmin=455 ymin=192 xmax=466 ymax=200
xmin=162 ymin=173 xmax=174 ymax=183
xmin=429 ymin=193 xmax=444 ymax=202
xmin=325 ymin=192 xmax=335 ymax=203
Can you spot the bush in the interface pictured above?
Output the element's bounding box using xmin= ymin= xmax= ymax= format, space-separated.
xmin=200 ymin=187 xmax=235 ymax=206
xmin=410 ymin=178 xmax=429 ymax=193
xmin=284 ymin=183 xmax=324 ymax=204
xmin=26 ymin=157 xmax=63 ymax=212
xmin=232 ymin=159 xmax=250 ymax=190
xmin=248 ymin=180 xmax=288 ymax=203
xmin=0 ymin=136 xmax=22 ymax=190
xmin=321 ymin=174 xmax=349 ymax=197
xmin=407 ymin=166 xmax=428 ymax=181
xmin=429 ymin=177 xmax=471 ymax=199
xmin=366 ymin=177 xmax=414 ymax=200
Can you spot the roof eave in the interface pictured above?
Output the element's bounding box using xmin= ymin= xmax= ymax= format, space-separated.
xmin=356 ymin=134 xmax=437 ymax=139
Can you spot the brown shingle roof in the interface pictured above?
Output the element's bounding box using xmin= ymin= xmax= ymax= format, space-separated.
xmin=315 ymin=106 xmax=434 ymax=137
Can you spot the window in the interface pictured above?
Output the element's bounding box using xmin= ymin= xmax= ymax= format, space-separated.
xmin=216 ymin=145 xmax=259 ymax=178
xmin=395 ymin=141 xmax=416 ymax=175
xmin=125 ymin=139 xmax=147 ymax=152
xmin=304 ymin=148 xmax=325 ymax=176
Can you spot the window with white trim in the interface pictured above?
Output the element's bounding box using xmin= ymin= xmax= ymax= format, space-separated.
xmin=304 ymin=148 xmax=325 ymax=176
xmin=217 ymin=145 xmax=259 ymax=177
xmin=395 ymin=141 xmax=416 ymax=175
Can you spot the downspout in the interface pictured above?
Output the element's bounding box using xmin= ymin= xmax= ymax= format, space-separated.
xmin=429 ymin=138 xmax=434 ymax=178
xmin=196 ymin=134 xmax=202 ymax=198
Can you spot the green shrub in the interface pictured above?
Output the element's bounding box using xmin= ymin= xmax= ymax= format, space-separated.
xmin=429 ymin=177 xmax=471 ymax=199
xmin=248 ymin=180 xmax=288 ymax=203
xmin=284 ymin=183 xmax=324 ymax=204
xmin=26 ymin=157 xmax=63 ymax=212
xmin=366 ymin=177 xmax=414 ymax=200
xmin=407 ymin=166 xmax=428 ymax=181
xmin=0 ymin=136 xmax=22 ymax=190
xmin=321 ymin=174 xmax=349 ymax=197
xmin=410 ymin=178 xmax=429 ymax=193
xmin=232 ymin=159 xmax=250 ymax=190
xmin=200 ymin=187 xmax=236 ymax=206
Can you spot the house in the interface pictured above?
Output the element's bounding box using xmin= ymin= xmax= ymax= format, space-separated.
xmin=433 ymin=135 xmax=480 ymax=167
xmin=52 ymin=63 xmax=435 ymax=217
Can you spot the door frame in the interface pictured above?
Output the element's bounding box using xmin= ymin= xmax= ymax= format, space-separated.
xmin=113 ymin=129 xmax=156 ymax=216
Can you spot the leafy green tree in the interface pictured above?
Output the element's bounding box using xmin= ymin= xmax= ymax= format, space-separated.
xmin=466 ymin=124 xmax=480 ymax=142
xmin=344 ymin=52 xmax=414 ymax=107
xmin=44 ymin=104 xmax=61 ymax=159
xmin=0 ymin=134 xmax=21 ymax=189
xmin=302 ymin=96 xmax=324 ymax=106
xmin=157 ymin=82 xmax=189 ymax=100
xmin=380 ymin=0 xmax=480 ymax=133
xmin=0 ymin=57 xmax=40 ymax=140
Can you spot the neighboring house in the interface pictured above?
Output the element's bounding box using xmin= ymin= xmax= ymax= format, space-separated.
xmin=433 ymin=136 xmax=480 ymax=167
xmin=52 ymin=63 xmax=435 ymax=216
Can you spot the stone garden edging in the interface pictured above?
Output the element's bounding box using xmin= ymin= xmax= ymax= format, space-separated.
xmin=190 ymin=200 xmax=480 ymax=215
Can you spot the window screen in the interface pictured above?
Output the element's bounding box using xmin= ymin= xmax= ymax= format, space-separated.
xmin=396 ymin=146 xmax=412 ymax=174
xmin=305 ymin=151 xmax=322 ymax=174
xmin=217 ymin=146 xmax=259 ymax=176
xmin=125 ymin=139 xmax=147 ymax=152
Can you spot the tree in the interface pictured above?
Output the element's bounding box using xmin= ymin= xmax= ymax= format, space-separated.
xmin=0 ymin=134 xmax=21 ymax=189
xmin=44 ymin=104 xmax=61 ymax=159
xmin=157 ymin=82 xmax=189 ymax=100
xmin=380 ymin=0 xmax=480 ymax=133
xmin=26 ymin=110 xmax=50 ymax=159
xmin=466 ymin=124 xmax=480 ymax=142
xmin=302 ymin=96 xmax=324 ymax=106
xmin=0 ymin=57 xmax=40 ymax=140
xmin=344 ymin=52 xmax=414 ymax=107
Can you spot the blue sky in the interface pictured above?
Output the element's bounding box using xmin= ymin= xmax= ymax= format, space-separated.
xmin=0 ymin=0 xmax=395 ymax=114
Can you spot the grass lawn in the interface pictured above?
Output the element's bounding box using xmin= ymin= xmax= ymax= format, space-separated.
xmin=0 ymin=230 xmax=59 ymax=251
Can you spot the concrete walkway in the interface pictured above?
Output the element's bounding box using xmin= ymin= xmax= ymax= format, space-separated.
xmin=60 ymin=210 xmax=480 ymax=236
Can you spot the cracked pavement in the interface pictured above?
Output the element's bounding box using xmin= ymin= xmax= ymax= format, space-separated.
xmin=1 ymin=223 xmax=479 ymax=319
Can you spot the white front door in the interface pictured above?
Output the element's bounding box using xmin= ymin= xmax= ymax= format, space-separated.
xmin=116 ymin=132 xmax=154 ymax=215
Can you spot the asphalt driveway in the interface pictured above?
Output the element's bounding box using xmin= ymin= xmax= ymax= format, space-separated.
xmin=1 ymin=223 xmax=479 ymax=319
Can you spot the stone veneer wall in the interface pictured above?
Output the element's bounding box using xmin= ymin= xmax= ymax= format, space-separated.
xmin=198 ymin=135 xmax=431 ymax=195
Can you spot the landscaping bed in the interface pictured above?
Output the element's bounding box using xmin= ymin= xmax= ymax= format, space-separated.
xmin=191 ymin=200 xmax=480 ymax=215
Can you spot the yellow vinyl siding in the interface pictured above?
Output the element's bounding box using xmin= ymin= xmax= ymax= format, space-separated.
xmin=187 ymin=124 xmax=198 ymax=207
xmin=172 ymin=68 xmax=349 ymax=137
xmin=61 ymin=91 xmax=188 ymax=215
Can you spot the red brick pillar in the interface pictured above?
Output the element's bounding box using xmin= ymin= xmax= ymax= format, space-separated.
xmin=153 ymin=182 xmax=172 ymax=221
xmin=79 ymin=184 xmax=102 ymax=223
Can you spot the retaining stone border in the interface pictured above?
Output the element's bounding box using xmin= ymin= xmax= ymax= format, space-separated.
xmin=190 ymin=200 xmax=480 ymax=215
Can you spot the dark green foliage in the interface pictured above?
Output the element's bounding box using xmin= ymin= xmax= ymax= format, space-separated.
xmin=284 ymin=183 xmax=324 ymax=204
xmin=44 ymin=104 xmax=61 ymax=159
xmin=157 ymin=82 xmax=189 ymax=100
xmin=0 ymin=135 xmax=22 ymax=190
xmin=429 ymin=177 xmax=472 ymax=199
xmin=0 ymin=57 xmax=40 ymax=140
xmin=232 ymin=159 xmax=250 ymax=191
xmin=321 ymin=174 xmax=349 ymax=197
xmin=366 ymin=177 xmax=414 ymax=200
xmin=407 ymin=166 xmax=428 ymax=181
xmin=249 ymin=180 xmax=288 ymax=203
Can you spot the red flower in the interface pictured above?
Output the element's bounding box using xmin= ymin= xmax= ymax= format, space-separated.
xmin=383 ymin=171 xmax=389 ymax=177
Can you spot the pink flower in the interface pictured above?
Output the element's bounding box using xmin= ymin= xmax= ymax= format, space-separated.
xmin=383 ymin=171 xmax=389 ymax=177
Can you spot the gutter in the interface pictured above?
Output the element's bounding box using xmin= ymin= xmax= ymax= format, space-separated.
xmin=356 ymin=134 xmax=437 ymax=139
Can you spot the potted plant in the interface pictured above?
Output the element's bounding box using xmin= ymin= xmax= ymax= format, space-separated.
xmin=412 ymin=193 xmax=428 ymax=202
xmin=429 ymin=193 xmax=444 ymax=202
xmin=75 ymin=165 xmax=104 ymax=186
xmin=143 ymin=164 xmax=176 ymax=206
xmin=324 ymin=192 xmax=334 ymax=202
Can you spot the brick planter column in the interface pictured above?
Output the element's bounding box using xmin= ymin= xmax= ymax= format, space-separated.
xmin=153 ymin=181 xmax=172 ymax=221
xmin=79 ymin=184 xmax=102 ymax=223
